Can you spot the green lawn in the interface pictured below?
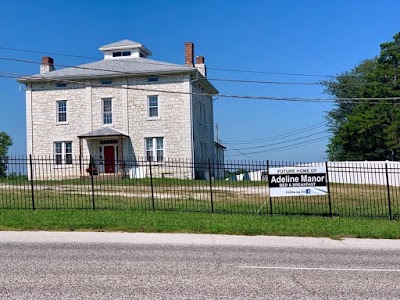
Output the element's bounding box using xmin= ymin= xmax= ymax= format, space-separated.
xmin=1 ymin=179 xmax=400 ymax=219
xmin=0 ymin=210 xmax=399 ymax=239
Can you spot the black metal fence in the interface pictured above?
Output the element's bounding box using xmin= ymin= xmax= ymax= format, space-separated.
xmin=0 ymin=156 xmax=399 ymax=220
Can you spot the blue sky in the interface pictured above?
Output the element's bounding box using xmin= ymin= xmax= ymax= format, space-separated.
xmin=0 ymin=0 xmax=399 ymax=161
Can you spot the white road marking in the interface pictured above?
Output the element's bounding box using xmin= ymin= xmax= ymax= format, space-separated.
xmin=237 ymin=266 xmax=400 ymax=272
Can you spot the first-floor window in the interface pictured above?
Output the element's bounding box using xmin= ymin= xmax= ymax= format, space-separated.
xmin=145 ymin=137 xmax=164 ymax=162
xmin=54 ymin=142 xmax=72 ymax=165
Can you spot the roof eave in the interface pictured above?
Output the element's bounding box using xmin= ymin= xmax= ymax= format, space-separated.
xmin=99 ymin=44 xmax=152 ymax=56
xmin=17 ymin=68 xmax=198 ymax=84
xmin=193 ymin=70 xmax=219 ymax=95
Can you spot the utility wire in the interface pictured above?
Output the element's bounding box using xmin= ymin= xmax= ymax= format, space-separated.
xmin=1 ymin=45 xmax=397 ymax=90
xmin=0 ymin=54 xmax=395 ymax=92
xmin=227 ymin=135 xmax=330 ymax=156
xmin=224 ymin=130 xmax=328 ymax=151
xmin=223 ymin=121 xmax=326 ymax=144
xmin=0 ymin=46 xmax=99 ymax=60
xmin=0 ymin=45 xmax=334 ymax=78
xmin=1 ymin=69 xmax=399 ymax=103
xmin=1 ymin=61 xmax=400 ymax=103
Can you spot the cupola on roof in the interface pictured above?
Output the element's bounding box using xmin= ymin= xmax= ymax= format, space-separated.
xmin=99 ymin=39 xmax=152 ymax=59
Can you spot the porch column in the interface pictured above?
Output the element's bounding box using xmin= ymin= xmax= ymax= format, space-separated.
xmin=79 ymin=138 xmax=83 ymax=177
xmin=118 ymin=136 xmax=124 ymax=176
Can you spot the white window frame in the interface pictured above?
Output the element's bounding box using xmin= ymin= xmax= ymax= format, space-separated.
xmin=102 ymin=98 xmax=113 ymax=125
xmin=54 ymin=141 xmax=72 ymax=165
xmin=145 ymin=137 xmax=164 ymax=162
xmin=148 ymin=95 xmax=159 ymax=119
xmin=56 ymin=100 xmax=67 ymax=124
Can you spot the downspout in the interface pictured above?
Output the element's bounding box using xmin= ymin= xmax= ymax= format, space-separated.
xmin=189 ymin=72 xmax=199 ymax=179
xmin=30 ymin=83 xmax=33 ymax=156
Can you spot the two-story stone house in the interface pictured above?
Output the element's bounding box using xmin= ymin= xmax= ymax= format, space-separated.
xmin=18 ymin=39 xmax=220 ymax=179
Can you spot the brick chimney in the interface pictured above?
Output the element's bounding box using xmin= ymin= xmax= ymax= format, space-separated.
xmin=40 ymin=56 xmax=55 ymax=74
xmin=195 ymin=55 xmax=206 ymax=77
xmin=185 ymin=42 xmax=194 ymax=66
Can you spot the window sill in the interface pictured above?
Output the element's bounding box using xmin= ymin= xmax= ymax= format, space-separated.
xmin=145 ymin=161 xmax=164 ymax=166
xmin=53 ymin=166 xmax=74 ymax=169
xmin=147 ymin=117 xmax=160 ymax=121
xmin=56 ymin=122 xmax=69 ymax=126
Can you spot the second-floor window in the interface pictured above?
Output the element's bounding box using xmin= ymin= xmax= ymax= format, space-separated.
xmin=103 ymin=98 xmax=112 ymax=124
xmin=148 ymin=96 xmax=158 ymax=118
xmin=57 ymin=100 xmax=67 ymax=123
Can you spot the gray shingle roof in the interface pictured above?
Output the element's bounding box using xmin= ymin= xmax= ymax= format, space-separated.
xmin=18 ymin=57 xmax=195 ymax=82
xmin=99 ymin=39 xmax=142 ymax=50
xmin=78 ymin=127 xmax=129 ymax=138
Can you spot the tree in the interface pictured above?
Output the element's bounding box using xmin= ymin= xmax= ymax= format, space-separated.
xmin=322 ymin=32 xmax=400 ymax=161
xmin=0 ymin=132 xmax=13 ymax=177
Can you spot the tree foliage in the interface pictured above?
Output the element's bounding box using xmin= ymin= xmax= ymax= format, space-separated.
xmin=0 ymin=132 xmax=13 ymax=177
xmin=322 ymin=32 xmax=400 ymax=161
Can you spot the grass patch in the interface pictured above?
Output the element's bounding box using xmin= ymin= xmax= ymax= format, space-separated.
xmin=0 ymin=210 xmax=399 ymax=239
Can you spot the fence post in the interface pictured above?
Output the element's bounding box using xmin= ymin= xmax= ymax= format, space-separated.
xmin=267 ymin=160 xmax=272 ymax=216
xmin=385 ymin=163 xmax=392 ymax=220
xmin=149 ymin=158 xmax=155 ymax=211
xmin=90 ymin=155 xmax=95 ymax=210
xmin=325 ymin=161 xmax=332 ymax=218
xmin=208 ymin=159 xmax=214 ymax=213
xmin=29 ymin=154 xmax=35 ymax=210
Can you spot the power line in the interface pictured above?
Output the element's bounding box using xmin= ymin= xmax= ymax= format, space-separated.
xmin=223 ymin=144 xmax=256 ymax=161
xmin=0 ymin=45 xmax=334 ymax=78
xmin=224 ymin=130 xmax=328 ymax=151
xmin=1 ymin=61 xmax=400 ymax=103
xmin=0 ymin=48 xmax=389 ymax=87
xmin=0 ymin=46 xmax=99 ymax=60
xmin=206 ymin=67 xmax=333 ymax=78
xmin=1 ymin=45 xmax=397 ymax=90
xmin=223 ymin=121 xmax=326 ymax=144
xmin=1 ymin=70 xmax=399 ymax=103
xmin=227 ymin=135 xmax=330 ymax=156
xmin=0 ymin=54 xmax=396 ymax=94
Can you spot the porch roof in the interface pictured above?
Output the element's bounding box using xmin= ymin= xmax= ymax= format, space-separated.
xmin=78 ymin=127 xmax=129 ymax=139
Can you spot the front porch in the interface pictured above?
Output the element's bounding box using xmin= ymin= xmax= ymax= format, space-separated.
xmin=78 ymin=127 xmax=130 ymax=177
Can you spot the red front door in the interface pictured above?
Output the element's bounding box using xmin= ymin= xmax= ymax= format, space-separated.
xmin=104 ymin=146 xmax=115 ymax=173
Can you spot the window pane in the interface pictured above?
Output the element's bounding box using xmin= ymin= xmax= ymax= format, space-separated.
xmin=65 ymin=142 xmax=72 ymax=164
xmin=156 ymin=138 xmax=163 ymax=150
xmin=148 ymin=96 xmax=158 ymax=117
xmin=146 ymin=138 xmax=153 ymax=151
xmin=65 ymin=154 xmax=72 ymax=164
xmin=146 ymin=138 xmax=153 ymax=161
xmin=103 ymin=99 xmax=112 ymax=112
xmin=149 ymin=96 xmax=158 ymax=106
xmin=58 ymin=112 xmax=66 ymax=122
xmin=156 ymin=150 xmax=163 ymax=162
xmin=149 ymin=107 xmax=158 ymax=117
xmin=65 ymin=142 xmax=72 ymax=154
xmin=156 ymin=138 xmax=163 ymax=162
xmin=103 ymin=99 xmax=112 ymax=124
xmin=55 ymin=142 xmax=62 ymax=154
xmin=55 ymin=154 xmax=62 ymax=165
xmin=57 ymin=101 xmax=67 ymax=122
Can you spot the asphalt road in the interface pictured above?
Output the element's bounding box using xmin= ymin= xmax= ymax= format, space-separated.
xmin=1 ymin=232 xmax=400 ymax=299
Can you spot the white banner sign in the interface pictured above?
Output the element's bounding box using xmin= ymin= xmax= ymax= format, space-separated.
xmin=268 ymin=166 xmax=328 ymax=197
